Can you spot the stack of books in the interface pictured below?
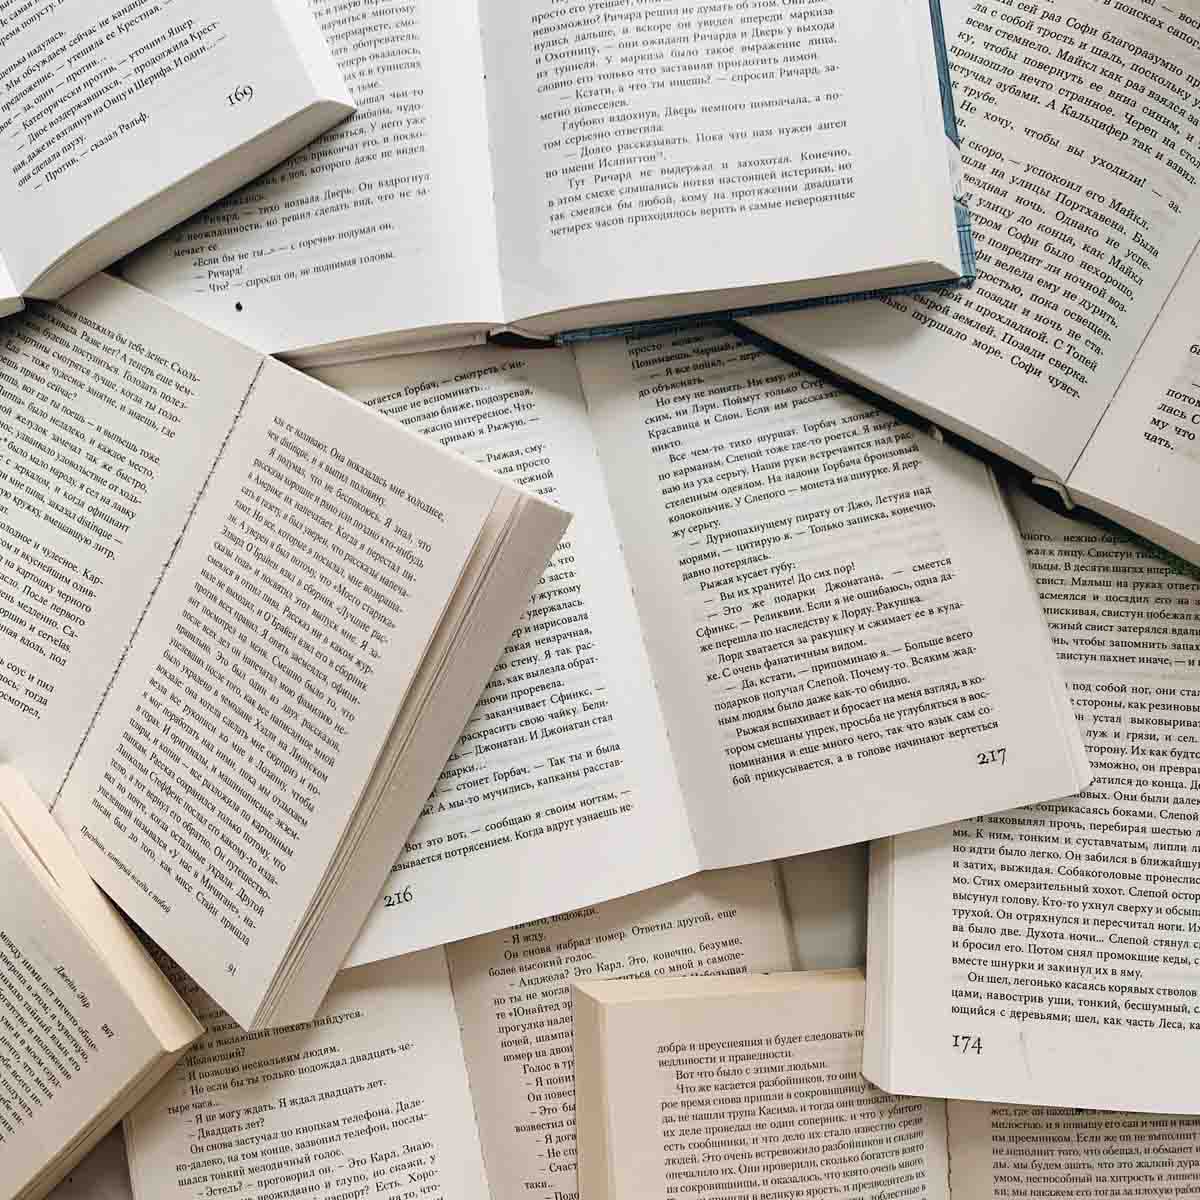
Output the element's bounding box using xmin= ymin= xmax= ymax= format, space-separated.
xmin=2 ymin=0 xmax=1199 ymax=1197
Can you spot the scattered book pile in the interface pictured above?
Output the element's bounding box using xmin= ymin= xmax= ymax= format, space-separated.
xmin=1 ymin=0 xmax=1198 ymax=1197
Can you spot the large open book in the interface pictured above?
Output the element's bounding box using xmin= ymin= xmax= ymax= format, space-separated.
xmin=0 ymin=274 xmax=566 ymax=1031
xmin=121 ymin=0 xmax=972 ymax=362
xmin=303 ymin=323 xmax=1089 ymax=965
xmin=737 ymin=0 xmax=1200 ymax=567
xmin=866 ymin=490 xmax=1200 ymax=1113
xmin=0 ymin=767 xmax=201 ymax=1200
xmin=0 ymin=0 xmax=353 ymax=318
xmin=123 ymin=866 xmax=797 ymax=1200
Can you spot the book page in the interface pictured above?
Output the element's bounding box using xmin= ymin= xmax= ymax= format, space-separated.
xmin=875 ymin=490 xmax=1200 ymax=1112
xmin=123 ymin=0 xmax=502 ymax=355
xmin=1069 ymin=241 xmax=1200 ymax=562
xmin=56 ymin=359 xmax=501 ymax=1027
xmin=445 ymin=864 xmax=795 ymax=1200
xmin=576 ymin=327 xmax=1086 ymax=867
xmin=480 ymin=0 xmax=959 ymax=323
xmin=0 ymin=818 xmax=163 ymax=1199
xmin=948 ymin=1102 xmax=1200 ymax=1200
xmin=125 ymin=950 xmax=489 ymax=1200
xmin=309 ymin=346 xmax=698 ymax=960
xmin=577 ymin=972 xmax=949 ymax=1200
xmin=0 ymin=276 xmax=259 ymax=803
xmin=48 ymin=1130 xmax=131 ymax=1200
xmin=742 ymin=0 xmax=1200 ymax=481
xmin=0 ymin=0 xmax=328 ymax=295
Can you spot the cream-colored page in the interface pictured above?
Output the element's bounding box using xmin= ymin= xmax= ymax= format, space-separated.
xmin=744 ymin=0 xmax=1200 ymax=481
xmin=1069 ymin=241 xmax=1200 ymax=562
xmin=590 ymin=973 xmax=949 ymax=1200
xmin=56 ymin=360 xmax=500 ymax=1027
xmin=877 ymin=490 xmax=1200 ymax=1112
xmin=576 ymin=327 xmax=1086 ymax=867
xmin=0 ymin=276 xmax=258 ymax=803
xmin=311 ymin=346 xmax=698 ymax=962
xmin=446 ymin=864 xmax=794 ymax=1200
xmin=125 ymin=950 xmax=489 ymax=1200
xmin=778 ymin=846 xmax=868 ymax=969
xmin=0 ymin=828 xmax=162 ymax=1200
xmin=481 ymin=0 xmax=958 ymax=323
xmin=0 ymin=0 xmax=325 ymax=295
xmin=948 ymin=1102 xmax=1200 ymax=1200
xmin=47 ymin=1130 xmax=131 ymax=1200
xmin=124 ymin=0 xmax=502 ymax=354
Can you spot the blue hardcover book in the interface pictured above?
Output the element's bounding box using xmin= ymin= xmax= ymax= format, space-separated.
xmin=121 ymin=0 xmax=974 ymax=364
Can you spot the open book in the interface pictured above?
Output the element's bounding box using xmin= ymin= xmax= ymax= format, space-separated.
xmin=0 ymin=0 xmax=353 ymax=317
xmin=123 ymin=866 xmax=797 ymax=1200
xmin=866 ymin=490 xmax=1200 ymax=1113
xmin=121 ymin=0 xmax=971 ymax=362
xmin=571 ymin=967 xmax=1200 ymax=1200
xmin=303 ymin=323 xmax=1090 ymax=966
xmin=0 ymin=274 xmax=566 ymax=1031
xmin=0 ymin=766 xmax=200 ymax=1200
xmin=737 ymin=0 xmax=1200 ymax=566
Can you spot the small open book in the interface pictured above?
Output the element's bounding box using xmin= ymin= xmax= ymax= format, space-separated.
xmin=0 ymin=766 xmax=200 ymax=1200
xmin=737 ymin=0 xmax=1200 ymax=566
xmin=572 ymin=968 xmax=1200 ymax=1200
xmin=0 ymin=0 xmax=353 ymax=319
xmin=122 ymin=0 xmax=971 ymax=362
xmin=1 ymin=275 xmax=566 ymax=1031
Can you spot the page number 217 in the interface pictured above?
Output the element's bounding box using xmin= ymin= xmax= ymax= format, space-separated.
xmin=976 ymin=747 xmax=1006 ymax=766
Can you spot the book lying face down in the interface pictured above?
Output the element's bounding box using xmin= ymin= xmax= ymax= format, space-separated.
xmin=0 ymin=274 xmax=568 ymax=1031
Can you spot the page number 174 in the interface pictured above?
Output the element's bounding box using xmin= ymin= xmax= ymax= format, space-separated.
xmin=952 ymin=1033 xmax=982 ymax=1055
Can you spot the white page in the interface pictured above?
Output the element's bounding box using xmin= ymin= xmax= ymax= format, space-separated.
xmin=0 ymin=253 xmax=19 ymax=316
xmin=56 ymin=360 xmax=500 ymax=1027
xmin=576 ymin=327 xmax=1087 ymax=867
xmin=123 ymin=0 xmax=502 ymax=355
xmin=0 ymin=276 xmax=259 ymax=803
xmin=310 ymin=346 xmax=698 ymax=961
xmin=743 ymin=0 xmax=1200 ymax=481
xmin=446 ymin=864 xmax=795 ymax=1200
xmin=1069 ymin=241 xmax=1200 ymax=563
xmin=480 ymin=0 xmax=959 ymax=323
xmin=578 ymin=971 xmax=950 ymax=1200
xmin=874 ymin=491 xmax=1200 ymax=1112
xmin=948 ymin=1102 xmax=1200 ymax=1200
xmin=47 ymin=1130 xmax=131 ymax=1200
xmin=0 ymin=0 xmax=326 ymax=295
xmin=0 ymin=821 xmax=163 ymax=1199
xmin=125 ymin=950 xmax=489 ymax=1200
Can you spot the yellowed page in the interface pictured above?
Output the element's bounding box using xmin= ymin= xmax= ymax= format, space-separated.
xmin=575 ymin=971 xmax=949 ymax=1200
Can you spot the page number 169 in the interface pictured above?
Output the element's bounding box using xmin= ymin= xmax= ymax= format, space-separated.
xmin=952 ymin=1034 xmax=982 ymax=1055
xmin=227 ymin=84 xmax=255 ymax=107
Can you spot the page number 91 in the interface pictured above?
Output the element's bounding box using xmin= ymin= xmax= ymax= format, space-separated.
xmin=227 ymin=85 xmax=255 ymax=107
